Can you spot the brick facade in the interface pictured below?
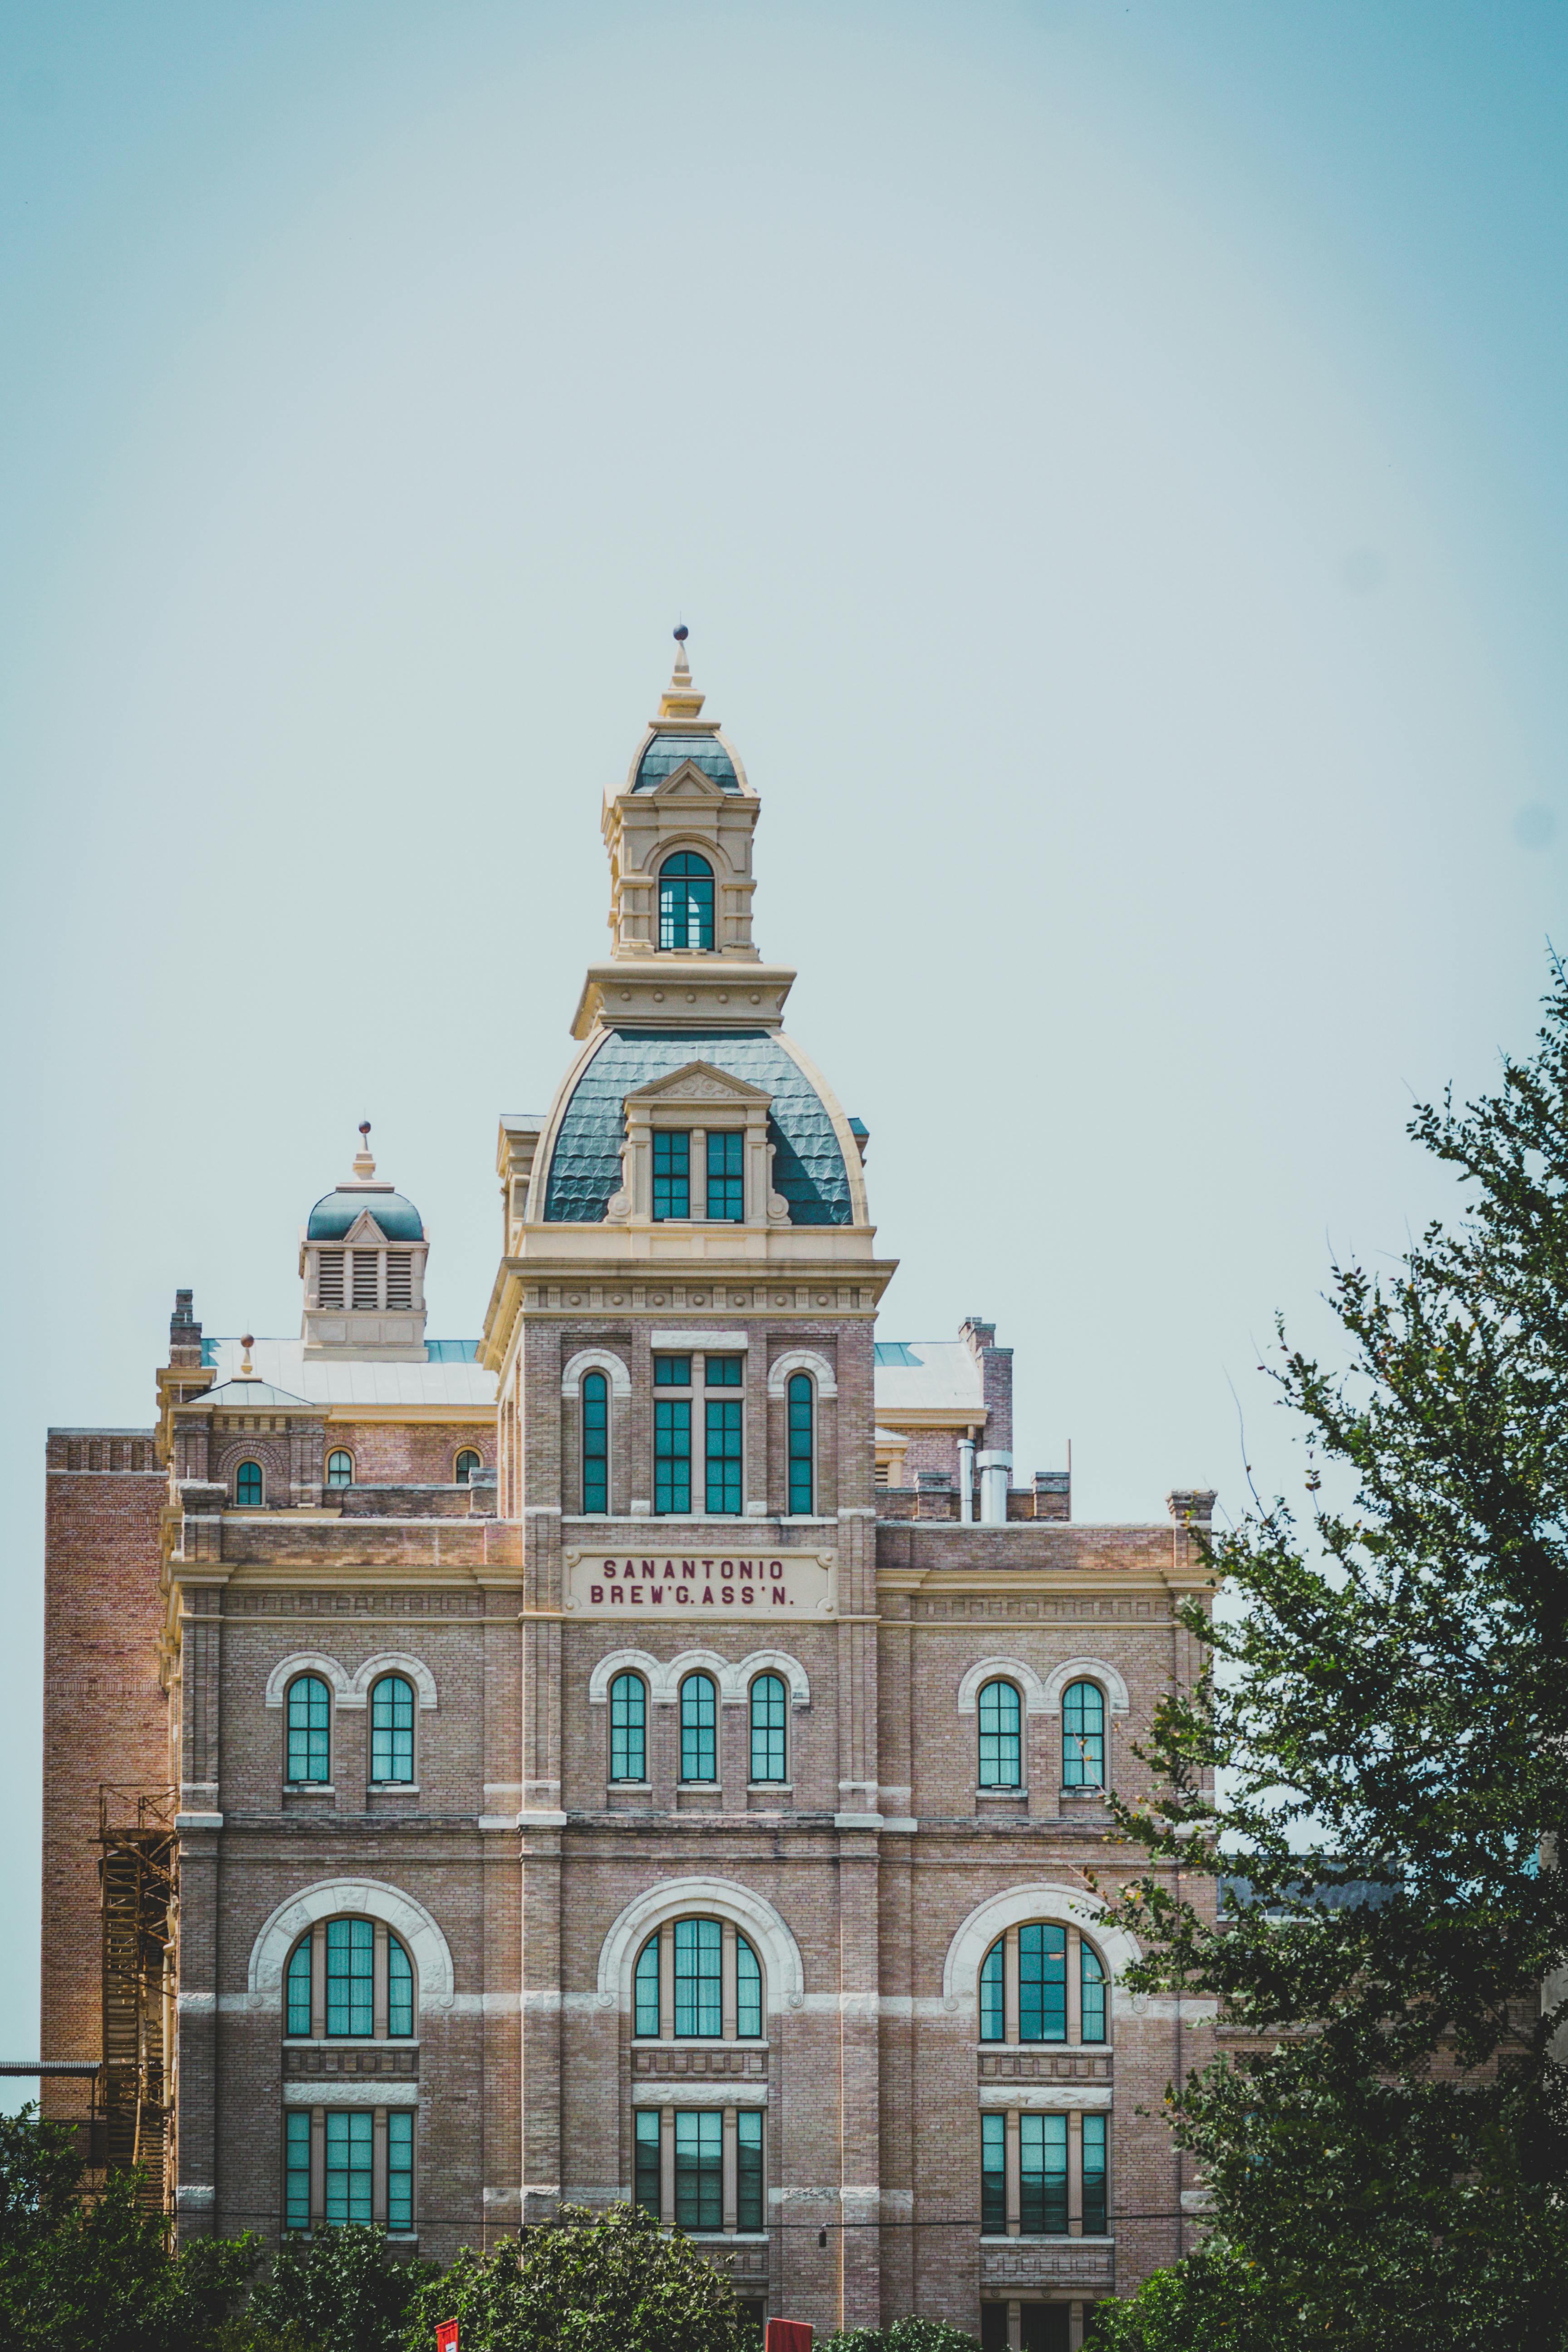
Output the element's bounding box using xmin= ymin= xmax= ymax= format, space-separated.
xmin=40 ymin=645 xmax=1216 ymax=2346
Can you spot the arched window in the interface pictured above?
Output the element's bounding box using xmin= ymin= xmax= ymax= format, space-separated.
xmin=235 ymin=1460 xmax=264 ymax=1507
xmin=977 ymin=1679 xmax=1022 ymax=1788
xmin=786 ymin=1374 xmax=814 ymax=1515
xmin=1063 ymin=1679 xmax=1106 ymax=1786
xmin=581 ymin=1372 xmax=608 ymax=1513
xmin=680 ymin=1671 xmax=717 ymax=1782
xmin=750 ymin=1673 xmax=788 ymax=1784
xmin=610 ymin=1672 xmax=647 ymax=1783
xmin=286 ymin=1674 xmax=331 ymax=1784
xmin=658 ymin=852 xmax=715 ymax=951
xmin=370 ymin=1674 xmax=415 ymax=1784
xmin=631 ymin=1918 xmax=764 ymax=2039
xmin=977 ymin=1925 xmax=1111 ymax=2047
xmin=325 ymin=1451 xmax=353 ymax=1488
xmin=455 ymin=1449 xmax=481 ymax=1485
xmin=283 ymin=1918 xmax=416 ymax=2038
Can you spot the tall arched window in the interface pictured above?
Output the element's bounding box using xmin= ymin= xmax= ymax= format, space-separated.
xmin=1063 ymin=1679 xmax=1106 ymax=1786
xmin=658 ymin=852 xmax=715 ymax=951
xmin=582 ymin=1372 xmax=609 ymax=1512
xmin=286 ymin=1674 xmax=331 ymax=1784
xmin=455 ymin=1448 xmax=481 ymax=1485
xmin=326 ymin=1450 xmax=353 ymax=1488
xmin=235 ymin=1460 xmax=264 ymax=1507
xmin=370 ymin=1674 xmax=415 ymax=1784
xmin=610 ymin=1672 xmax=647 ymax=1783
xmin=750 ymin=1673 xmax=788 ymax=1783
xmin=284 ymin=1918 xmax=416 ymax=2037
xmin=978 ymin=1924 xmax=1111 ymax=2047
xmin=631 ymin=1918 xmax=764 ymax=2039
xmin=680 ymin=1672 xmax=717 ymax=1781
xmin=786 ymin=1374 xmax=814 ymax=1515
xmin=977 ymin=1679 xmax=1022 ymax=1788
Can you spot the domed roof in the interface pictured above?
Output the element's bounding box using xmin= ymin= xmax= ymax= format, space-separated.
xmin=306 ymin=1188 xmax=424 ymax=1242
xmin=632 ymin=730 xmax=740 ymax=793
xmin=540 ymin=1028 xmax=855 ymax=1226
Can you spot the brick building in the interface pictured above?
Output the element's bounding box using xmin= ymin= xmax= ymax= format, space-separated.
xmin=41 ymin=637 xmax=1217 ymax=2350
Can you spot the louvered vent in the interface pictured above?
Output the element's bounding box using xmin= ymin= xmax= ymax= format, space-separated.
xmin=352 ymin=1252 xmax=380 ymax=1309
xmin=318 ymin=1251 xmax=345 ymax=1307
xmin=386 ymin=1253 xmax=413 ymax=1310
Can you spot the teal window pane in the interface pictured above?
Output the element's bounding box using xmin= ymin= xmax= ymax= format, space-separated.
xmin=787 ymin=1375 xmax=813 ymax=1514
xmin=705 ymin=1353 xmax=744 ymax=1385
xmin=978 ymin=1679 xmax=1022 ymax=1788
xmin=455 ymin=1448 xmax=480 ymax=1484
xmin=634 ymin=1933 xmax=662 ymax=2037
xmin=387 ymin=2110 xmax=414 ymax=2230
xmin=658 ymin=852 xmax=715 ymax=951
xmin=388 ymin=1935 xmax=413 ymax=2038
xmin=674 ymin=2109 xmax=723 ymax=2230
xmin=1019 ymin=2112 xmax=1067 ymax=2234
xmin=737 ymin=2110 xmax=764 ymax=2230
xmin=706 ymin=1129 xmax=744 ymax=1220
xmin=286 ymin=1938 xmax=313 ymax=2037
xmin=1063 ymin=1680 xmax=1105 ymax=1787
xmin=1082 ymin=2112 xmax=1108 ymax=2234
xmin=324 ymin=2110 xmax=373 ymax=2226
xmin=680 ymin=1675 xmax=716 ymax=1783
xmin=654 ymin=1355 xmax=692 ymax=1385
xmin=610 ymin=1673 xmax=647 ymax=1782
xmin=1019 ymin=1924 xmax=1067 ymax=2043
xmin=655 ymin=1399 xmax=691 ymax=1514
xmin=287 ymin=1675 xmax=330 ymax=1785
xmin=705 ymin=1397 xmax=742 ymax=1514
xmin=979 ymin=1939 xmax=1005 ymax=2042
xmin=582 ymin=1372 xmax=609 ymax=1512
xmin=1081 ymin=1942 xmax=1107 ymax=2043
xmin=652 ymin=1130 xmax=691 ymax=1220
xmin=284 ymin=2110 xmax=312 ymax=2232
xmin=326 ymin=1917 xmax=373 ymax=2038
xmin=980 ymin=2112 xmax=1007 ymax=2234
xmin=634 ymin=2110 xmax=662 ymax=2218
xmin=326 ymin=1450 xmax=353 ymax=1487
xmin=371 ymin=1675 xmax=415 ymax=1783
xmin=235 ymin=1460 xmax=263 ymax=1506
xmin=674 ymin=1916 xmax=721 ymax=2036
xmin=750 ymin=1675 xmax=787 ymax=1783
xmin=736 ymin=1934 xmax=762 ymax=2038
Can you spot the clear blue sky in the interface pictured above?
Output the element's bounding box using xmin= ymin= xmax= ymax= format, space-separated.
xmin=3 ymin=0 xmax=1565 ymax=2064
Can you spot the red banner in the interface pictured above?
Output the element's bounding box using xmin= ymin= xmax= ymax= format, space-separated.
xmin=764 ymin=2324 xmax=813 ymax=2352
xmin=436 ymin=2323 xmax=458 ymax=2352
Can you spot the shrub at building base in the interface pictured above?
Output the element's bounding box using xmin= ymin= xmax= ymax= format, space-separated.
xmin=402 ymin=2202 xmax=751 ymax=2352
xmin=818 ymin=2323 xmax=980 ymax=2352
xmin=240 ymin=2221 xmax=437 ymax=2352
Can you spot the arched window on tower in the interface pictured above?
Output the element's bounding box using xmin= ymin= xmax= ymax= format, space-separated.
xmin=786 ymin=1374 xmax=814 ymax=1515
xmin=582 ymin=1372 xmax=609 ymax=1512
xmin=286 ymin=1674 xmax=331 ymax=1785
xmin=609 ymin=1671 xmax=647 ymax=1782
xmin=1063 ymin=1679 xmax=1106 ymax=1787
xmin=680 ymin=1672 xmax=717 ymax=1782
xmin=370 ymin=1674 xmax=415 ymax=1784
xmin=750 ymin=1673 xmax=788 ymax=1783
xmin=235 ymin=1460 xmax=264 ymax=1507
xmin=326 ymin=1451 xmax=353 ymax=1488
xmin=455 ymin=1448 xmax=481 ymax=1485
xmin=977 ymin=1678 xmax=1022 ymax=1788
xmin=658 ymin=853 xmax=715 ymax=951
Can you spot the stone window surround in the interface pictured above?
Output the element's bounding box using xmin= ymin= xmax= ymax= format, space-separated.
xmin=941 ymin=1885 xmax=1142 ymax=2019
xmin=265 ymin=1656 xmax=437 ymax=1797
xmin=955 ymin=1660 xmax=1130 ymax=1801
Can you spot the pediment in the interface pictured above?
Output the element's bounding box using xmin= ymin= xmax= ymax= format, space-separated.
xmin=646 ymin=759 xmax=729 ymax=799
xmin=333 ymin=1210 xmax=393 ymax=1246
xmin=623 ymin=1059 xmax=774 ymax=1112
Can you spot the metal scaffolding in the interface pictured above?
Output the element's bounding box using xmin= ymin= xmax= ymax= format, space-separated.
xmin=98 ymin=1786 xmax=177 ymax=2212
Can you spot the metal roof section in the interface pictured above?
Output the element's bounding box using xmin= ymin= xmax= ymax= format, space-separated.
xmin=872 ymin=1340 xmax=986 ymax=1412
xmin=541 ymin=1028 xmax=853 ymax=1226
xmin=305 ymin=1187 xmax=424 ymax=1242
xmin=632 ymin=730 xmax=740 ymax=793
xmin=201 ymin=1338 xmax=496 ymax=1408
xmin=198 ymin=1378 xmax=319 ymax=1412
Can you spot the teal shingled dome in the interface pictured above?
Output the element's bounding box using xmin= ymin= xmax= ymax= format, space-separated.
xmin=306 ymin=1188 xmax=424 ymax=1241
xmin=632 ymin=732 xmax=739 ymax=792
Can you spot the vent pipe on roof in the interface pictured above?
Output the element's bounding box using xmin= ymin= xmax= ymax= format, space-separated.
xmin=978 ymin=1450 xmax=1011 ymax=1526
xmin=958 ymin=1438 xmax=975 ymax=1523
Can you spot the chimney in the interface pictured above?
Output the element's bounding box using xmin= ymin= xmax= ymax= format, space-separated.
xmin=169 ymin=1289 xmax=203 ymax=1369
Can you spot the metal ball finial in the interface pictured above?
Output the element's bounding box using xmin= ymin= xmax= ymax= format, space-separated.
xmin=359 ymin=1120 xmax=371 ymax=1137
xmin=673 ymin=624 xmax=689 ymax=643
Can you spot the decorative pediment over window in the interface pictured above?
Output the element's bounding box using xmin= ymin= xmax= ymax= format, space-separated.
xmin=625 ymin=1062 xmax=774 ymax=1115
xmin=608 ymin=1062 xmax=789 ymax=1227
xmin=642 ymin=758 xmax=732 ymax=799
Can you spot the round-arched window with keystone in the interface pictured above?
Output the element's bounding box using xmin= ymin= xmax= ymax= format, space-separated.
xmin=235 ymin=1460 xmax=265 ymax=1507
xmin=658 ymin=852 xmax=715 ymax=951
xmin=632 ymin=1916 xmax=764 ymax=2040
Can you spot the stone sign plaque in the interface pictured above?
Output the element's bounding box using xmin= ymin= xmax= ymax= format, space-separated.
xmin=564 ymin=1548 xmax=835 ymax=1618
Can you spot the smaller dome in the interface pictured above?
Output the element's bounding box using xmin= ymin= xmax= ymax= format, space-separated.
xmin=633 ymin=730 xmax=739 ymax=793
xmin=307 ymin=1188 xmax=424 ymax=1242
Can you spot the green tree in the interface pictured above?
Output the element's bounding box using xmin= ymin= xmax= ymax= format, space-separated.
xmin=1092 ymin=970 xmax=1568 ymax=2351
xmin=404 ymin=2201 xmax=750 ymax=2352
xmin=241 ymin=2221 xmax=436 ymax=2352
xmin=819 ymin=2322 xmax=980 ymax=2352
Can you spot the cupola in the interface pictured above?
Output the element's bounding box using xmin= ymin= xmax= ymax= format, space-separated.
xmin=298 ymin=1124 xmax=430 ymax=1360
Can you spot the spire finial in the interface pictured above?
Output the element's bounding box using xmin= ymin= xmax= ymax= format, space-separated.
xmin=240 ymin=1333 xmax=255 ymax=1377
xmin=659 ymin=622 xmax=705 ymax=720
xmin=352 ymin=1120 xmax=376 ymax=1183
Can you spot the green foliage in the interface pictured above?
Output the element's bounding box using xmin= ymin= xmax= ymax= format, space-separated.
xmin=403 ymin=2201 xmax=750 ymax=2352
xmin=1091 ymin=966 xmax=1568 ymax=2350
xmin=1086 ymin=2246 xmax=1276 ymax=2350
xmin=0 ymin=2106 xmax=258 ymax=2352
xmin=241 ymin=2221 xmax=436 ymax=2352
xmin=819 ymin=2323 xmax=980 ymax=2352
